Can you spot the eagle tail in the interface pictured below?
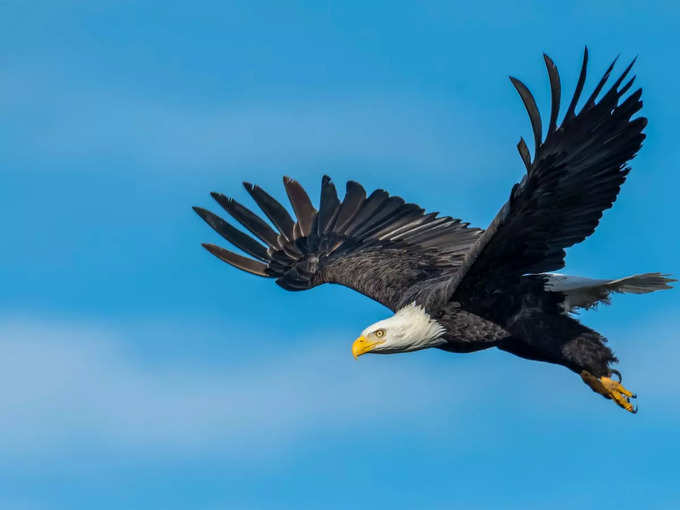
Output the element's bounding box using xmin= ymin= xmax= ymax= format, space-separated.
xmin=543 ymin=272 xmax=675 ymax=312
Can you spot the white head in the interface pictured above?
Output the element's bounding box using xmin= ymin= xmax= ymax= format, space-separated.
xmin=352 ymin=302 xmax=446 ymax=358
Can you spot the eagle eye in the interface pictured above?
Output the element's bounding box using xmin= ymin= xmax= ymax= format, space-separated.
xmin=375 ymin=329 xmax=385 ymax=338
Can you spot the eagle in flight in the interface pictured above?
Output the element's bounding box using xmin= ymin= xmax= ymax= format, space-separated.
xmin=194 ymin=49 xmax=674 ymax=413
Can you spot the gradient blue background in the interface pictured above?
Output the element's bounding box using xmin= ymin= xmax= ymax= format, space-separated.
xmin=1 ymin=1 xmax=679 ymax=509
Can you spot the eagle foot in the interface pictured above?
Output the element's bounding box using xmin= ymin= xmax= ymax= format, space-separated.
xmin=580 ymin=370 xmax=638 ymax=414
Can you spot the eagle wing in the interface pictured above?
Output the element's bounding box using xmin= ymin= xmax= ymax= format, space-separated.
xmin=194 ymin=176 xmax=482 ymax=311
xmin=447 ymin=48 xmax=647 ymax=301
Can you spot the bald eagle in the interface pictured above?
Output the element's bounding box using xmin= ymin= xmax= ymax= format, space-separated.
xmin=193 ymin=49 xmax=674 ymax=413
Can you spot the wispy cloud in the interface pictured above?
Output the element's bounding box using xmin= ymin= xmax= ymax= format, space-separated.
xmin=0 ymin=317 xmax=481 ymax=459
xmin=0 ymin=63 xmax=494 ymax=173
xmin=1 ymin=313 xmax=678 ymax=466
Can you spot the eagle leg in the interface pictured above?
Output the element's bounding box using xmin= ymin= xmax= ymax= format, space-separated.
xmin=580 ymin=370 xmax=638 ymax=413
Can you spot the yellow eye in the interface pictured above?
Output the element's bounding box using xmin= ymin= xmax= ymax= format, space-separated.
xmin=375 ymin=329 xmax=385 ymax=338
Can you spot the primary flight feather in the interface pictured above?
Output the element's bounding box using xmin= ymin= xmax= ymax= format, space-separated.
xmin=193 ymin=48 xmax=674 ymax=413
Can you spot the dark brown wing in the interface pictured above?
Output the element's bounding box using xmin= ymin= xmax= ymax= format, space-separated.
xmin=448 ymin=48 xmax=646 ymax=302
xmin=194 ymin=176 xmax=482 ymax=311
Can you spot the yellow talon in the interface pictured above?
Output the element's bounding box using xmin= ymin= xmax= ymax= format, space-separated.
xmin=580 ymin=370 xmax=638 ymax=414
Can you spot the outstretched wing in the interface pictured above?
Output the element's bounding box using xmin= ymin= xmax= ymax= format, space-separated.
xmin=194 ymin=176 xmax=482 ymax=311
xmin=449 ymin=48 xmax=647 ymax=301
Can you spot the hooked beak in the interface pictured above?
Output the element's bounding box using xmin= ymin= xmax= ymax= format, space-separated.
xmin=352 ymin=335 xmax=383 ymax=359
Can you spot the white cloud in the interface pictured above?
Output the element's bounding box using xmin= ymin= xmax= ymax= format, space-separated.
xmin=0 ymin=63 xmax=494 ymax=173
xmin=1 ymin=313 xmax=677 ymax=466
xmin=0 ymin=317 xmax=480 ymax=459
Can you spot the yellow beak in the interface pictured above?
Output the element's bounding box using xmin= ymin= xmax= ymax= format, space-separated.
xmin=352 ymin=335 xmax=383 ymax=359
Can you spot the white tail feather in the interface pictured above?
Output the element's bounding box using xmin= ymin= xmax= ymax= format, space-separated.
xmin=543 ymin=272 xmax=675 ymax=312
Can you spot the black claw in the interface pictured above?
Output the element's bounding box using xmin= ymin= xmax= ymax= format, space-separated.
xmin=631 ymin=405 xmax=639 ymax=414
xmin=631 ymin=393 xmax=638 ymax=399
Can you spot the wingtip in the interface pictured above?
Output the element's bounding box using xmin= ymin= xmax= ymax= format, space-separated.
xmin=200 ymin=242 xmax=227 ymax=258
xmin=243 ymin=182 xmax=254 ymax=192
xmin=603 ymin=54 xmax=620 ymax=77
xmin=662 ymin=273 xmax=678 ymax=286
xmin=509 ymin=76 xmax=530 ymax=95
xmin=516 ymin=137 xmax=532 ymax=172
xmin=346 ymin=179 xmax=364 ymax=191
xmin=210 ymin=192 xmax=235 ymax=212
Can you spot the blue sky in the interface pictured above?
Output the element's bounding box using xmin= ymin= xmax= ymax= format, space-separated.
xmin=1 ymin=1 xmax=679 ymax=509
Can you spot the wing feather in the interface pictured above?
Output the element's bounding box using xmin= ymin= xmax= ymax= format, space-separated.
xmin=283 ymin=177 xmax=317 ymax=237
xmin=243 ymin=182 xmax=296 ymax=242
xmin=509 ymin=76 xmax=543 ymax=152
xmin=543 ymin=54 xmax=561 ymax=135
xmin=317 ymin=175 xmax=341 ymax=234
xmin=332 ymin=181 xmax=366 ymax=233
xmin=201 ymin=243 xmax=270 ymax=276
xmin=565 ymin=47 xmax=588 ymax=121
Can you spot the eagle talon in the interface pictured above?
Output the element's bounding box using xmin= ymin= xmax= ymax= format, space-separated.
xmin=580 ymin=370 xmax=638 ymax=414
